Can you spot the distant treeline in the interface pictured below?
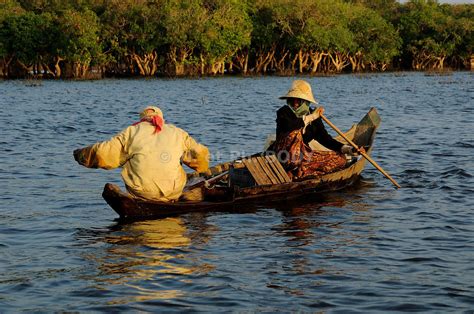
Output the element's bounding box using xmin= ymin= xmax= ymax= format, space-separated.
xmin=0 ymin=0 xmax=472 ymax=79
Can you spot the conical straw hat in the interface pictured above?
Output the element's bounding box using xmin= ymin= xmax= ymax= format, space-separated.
xmin=279 ymin=80 xmax=317 ymax=103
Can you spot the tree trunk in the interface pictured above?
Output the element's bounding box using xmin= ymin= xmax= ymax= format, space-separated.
xmin=209 ymin=49 xmax=236 ymax=75
xmin=1 ymin=56 xmax=13 ymax=77
xmin=368 ymin=61 xmax=378 ymax=71
xmin=349 ymin=51 xmax=364 ymax=72
xmin=132 ymin=54 xmax=146 ymax=76
xmin=200 ymin=53 xmax=205 ymax=76
xmin=41 ymin=56 xmax=63 ymax=78
xmin=433 ymin=55 xmax=446 ymax=69
xmin=132 ymin=51 xmax=158 ymax=76
xmin=309 ymin=50 xmax=327 ymax=74
xmin=42 ymin=62 xmax=54 ymax=78
xmin=262 ymin=50 xmax=275 ymax=73
xmin=412 ymin=50 xmax=432 ymax=70
xmin=167 ymin=46 xmax=191 ymax=76
xmin=82 ymin=62 xmax=89 ymax=78
xmin=209 ymin=59 xmax=225 ymax=75
xmin=321 ymin=55 xmax=331 ymax=72
xmin=17 ymin=60 xmax=32 ymax=72
xmin=55 ymin=56 xmax=63 ymax=78
xmin=328 ymin=51 xmax=349 ymax=73
xmin=234 ymin=49 xmax=249 ymax=75
xmin=253 ymin=48 xmax=275 ymax=74
xmin=275 ymin=49 xmax=289 ymax=74
xmin=290 ymin=53 xmax=298 ymax=73
xmin=297 ymin=49 xmax=309 ymax=73
xmin=72 ymin=60 xmax=90 ymax=79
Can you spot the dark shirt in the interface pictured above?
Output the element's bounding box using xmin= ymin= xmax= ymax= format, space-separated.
xmin=276 ymin=105 xmax=343 ymax=152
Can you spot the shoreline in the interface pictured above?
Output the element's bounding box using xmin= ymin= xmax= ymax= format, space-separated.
xmin=0 ymin=68 xmax=470 ymax=82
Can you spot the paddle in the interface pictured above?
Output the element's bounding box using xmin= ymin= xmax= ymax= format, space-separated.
xmin=185 ymin=170 xmax=229 ymax=190
xmin=320 ymin=114 xmax=401 ymax=189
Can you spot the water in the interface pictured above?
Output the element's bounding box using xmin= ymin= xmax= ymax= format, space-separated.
xmin=1 ymin=72 xmax=473 ymax=312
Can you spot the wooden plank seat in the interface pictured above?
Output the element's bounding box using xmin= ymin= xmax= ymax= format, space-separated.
xmin=242 ymin=155 xmax=291 ymax=186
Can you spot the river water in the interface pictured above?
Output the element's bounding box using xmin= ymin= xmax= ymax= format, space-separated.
xmin=0 ymin=72 xmax=473 ymax=312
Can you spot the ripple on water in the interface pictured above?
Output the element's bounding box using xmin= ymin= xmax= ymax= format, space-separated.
xmin=0 ymin=73 xmax=473 ymax=312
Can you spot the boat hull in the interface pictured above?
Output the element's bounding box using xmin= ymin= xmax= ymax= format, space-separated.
xmin=102 ymin=108 xmax=380 ymax=219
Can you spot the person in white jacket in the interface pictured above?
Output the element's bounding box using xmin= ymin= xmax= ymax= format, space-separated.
xmin=73 ymin=106 xmax=209 ymax=201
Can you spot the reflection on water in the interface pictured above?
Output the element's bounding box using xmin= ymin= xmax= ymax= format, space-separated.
xmin=72 ymin=190 xmax=375 ymax=308
xmin=78 ymin=217 xmax=215 ymax=305
xmin=270 ymin=191 xmax=376 ymax=283
xmin=109 ymin=218 xmax=191 ymax=249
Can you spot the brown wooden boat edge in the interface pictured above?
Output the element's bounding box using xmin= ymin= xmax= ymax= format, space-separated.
xmin=103 ymin=170 xmax=363 ymax=219
xmin=102 ymin=150 xmax=370 ymax=219
xmin=102 ymin=108 xmax=380 ymax=219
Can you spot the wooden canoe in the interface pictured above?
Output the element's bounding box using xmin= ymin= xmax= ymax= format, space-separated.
xmin=103 ymin=107 xmax=381 ymax=219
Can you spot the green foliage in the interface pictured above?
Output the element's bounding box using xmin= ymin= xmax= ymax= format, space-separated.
xmin=442 ymin=4 xmax=473 ymax=59
xmin=97 ymin=0 xmax=163 ymax=62
xmin=160 ymin=0 xmax=207 ymax=52
xmin=16 ymin=0 xmax=98 ymax=14
xmin=0 ymin=1 xmax=23 ymax=58
xmin=0 ymin=11 xmax=52 ymax=64
xmin=0 ymin=0 xmax=24 ymax=23
xmin=54 ymin=9 xmax=101 ymax=64
xmin=252 ymin=0 xmax=354 ymax=53
xmin=249 ymin=0 xmax=279 ymax=50
xmin=320 ymin=0 xmax=354 ymax=52
xmin=199 ymin=0 xmax=252 ymax=60
xmin=347 ymin=3 xmax=401 ymax=63
xmin=399 ymin=0 xmax=470 ymax=68
xmin=0 ymin=0 xmax=472 ymax=78
xmin=345 ymin=0 xmax=401 ymax=22
xmin=301 ymin=0 xmax=349 ymax=52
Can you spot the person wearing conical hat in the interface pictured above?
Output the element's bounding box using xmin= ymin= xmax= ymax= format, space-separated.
xmin=73 ymin=106 xmax=210 ymax=202
xmin=272 ymin=80 xmax=354 ymax=179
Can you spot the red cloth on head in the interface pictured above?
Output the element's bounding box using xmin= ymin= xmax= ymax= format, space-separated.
xmin=132 ymin=115 xmax=164 ymax=134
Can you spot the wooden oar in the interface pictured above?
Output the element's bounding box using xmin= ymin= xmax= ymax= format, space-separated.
xmin=185 ymin=170 xmax=229 ymax=190
xmin=321 ymin=114 xmax=401 ymax=189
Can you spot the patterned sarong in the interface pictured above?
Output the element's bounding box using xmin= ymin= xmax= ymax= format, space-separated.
xmin=272 ymin=129 xmax=346 ymax=180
